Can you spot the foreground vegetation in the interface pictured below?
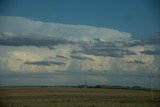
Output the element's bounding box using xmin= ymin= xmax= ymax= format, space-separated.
xmin=0 ymin=87 xmax=160 ymax=107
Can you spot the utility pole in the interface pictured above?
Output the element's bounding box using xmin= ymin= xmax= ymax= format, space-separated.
xmin=0 ymin=57 xmax=2 ymax=72
xmin=85 ymin=80 xmax=87 ymax=88
xmin=148 ymin=71 xmax=154 ymax=101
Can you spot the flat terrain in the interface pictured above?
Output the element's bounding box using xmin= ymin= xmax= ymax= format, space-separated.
xmin=0 ymin=87 xmax=160 ymax=107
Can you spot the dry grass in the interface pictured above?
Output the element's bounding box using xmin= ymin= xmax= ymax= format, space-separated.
xmin=0 ymin=87 xmax=160 ymax=107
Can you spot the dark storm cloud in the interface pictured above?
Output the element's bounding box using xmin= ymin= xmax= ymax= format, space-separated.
xmin=47 ymin=46 xmax=56 ymax=50
xmin=56 ymin=55 xmax=70 ymax=59
xmin=78 ymin=40 xmax=136 ymax=57
xmin=24 ymin=61 xmax=66 ymax=66
xmin=141 ymin=49 xmax=160 ymax=55
xmin=92 ymin=38 xmax=145 ymax=47
xmin=70 ymin=55 xmax=94 ymax=61
xmin=127 ymin=60 xmax=145 ymax=64
xmin=122 ymin=41 xmax=145 ymax=47
xmin=0 ymin=34 xmax=74 ymax=46
xmin=145 ymin=34 xmax=160 ymax=45
xmin=83 ymin=48 xmax=136 ymax=57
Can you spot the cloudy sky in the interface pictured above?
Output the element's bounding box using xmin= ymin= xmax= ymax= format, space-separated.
xmin=0 ymin=0 xmax=160 ymax=88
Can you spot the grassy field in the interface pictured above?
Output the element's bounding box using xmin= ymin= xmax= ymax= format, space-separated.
xmin=0 ymin=87 xmax=160 ymax=107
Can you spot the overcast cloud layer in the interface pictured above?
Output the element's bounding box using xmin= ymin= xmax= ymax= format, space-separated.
xmin=0 ymin=16 xmax=160 ymax=88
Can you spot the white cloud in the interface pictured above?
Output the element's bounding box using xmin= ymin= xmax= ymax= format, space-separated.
xmin=0 ymin=46 xmax=71 ymax=72
xmin=110 ymin=46 xmax=158 ymax=73
xmin=71 ymin=54 xmax=112 ymax=72
xmin=0 ymin=16 xmax=131 ymax=42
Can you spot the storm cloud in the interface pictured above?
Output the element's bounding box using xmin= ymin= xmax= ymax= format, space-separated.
xmin=146 ymin=34 xmax=160 ymax=45
xmin=0 ymin=33 xmax=73 ymax=46
xmin=141 ymin=49 xmax=160 ymax=55
xmin=56 ymin=55 xmax=70 ymax=59
xmin=0 ymin=16 xmax=159 ymax=88
xmin=24 ymin=61 xmax=66 ymax=66
xmin=83 ymin=48 xmax=136 ymax=57
xmin=127 ymin=60 xmax=146 ymax=64
xmin=78 ymin=40 xmax=136 ymax=57
xmin=70 ymin=55 xmax=94 ymax=61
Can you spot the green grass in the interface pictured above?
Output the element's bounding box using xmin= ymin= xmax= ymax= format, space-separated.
xmin=0 ymin=87 xmax=160 ymax=107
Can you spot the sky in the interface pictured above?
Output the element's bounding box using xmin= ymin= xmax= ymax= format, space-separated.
xmin=0 ymin=0 xmax=160 ymax=88
xmin=0 ymin=0 xmax=160 ymax=37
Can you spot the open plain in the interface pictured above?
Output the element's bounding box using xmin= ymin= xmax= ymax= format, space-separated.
xmin=0 ymin=87 xmax=160 ymax=107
